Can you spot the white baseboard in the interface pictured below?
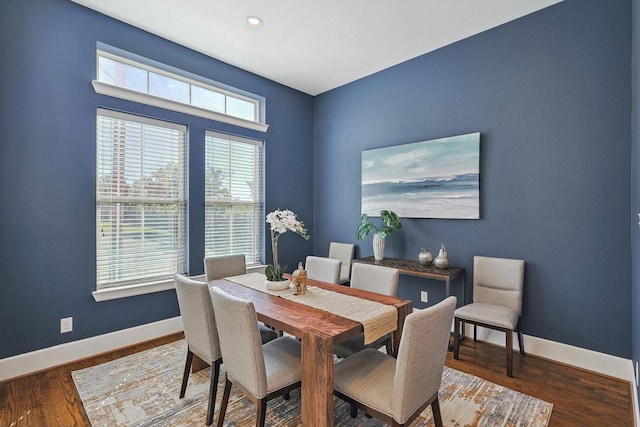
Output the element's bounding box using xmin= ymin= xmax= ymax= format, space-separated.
xmin=463 ymin=324 xmax=633 ymax=381
xmin=0 ymin=316 xmax=183 ymax=382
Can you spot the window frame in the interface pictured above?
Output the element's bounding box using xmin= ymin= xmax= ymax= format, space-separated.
xmin=204 ymin=131 xmax=265 ymax=268
xmin=93 ymin=108 xmax=188 ymax=302
xmin=92 ymin=43 xmax=268 ymax=133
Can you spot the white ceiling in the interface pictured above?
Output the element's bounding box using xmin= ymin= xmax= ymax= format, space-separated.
xmin=72 ymin=0 xmax=562 ymax=96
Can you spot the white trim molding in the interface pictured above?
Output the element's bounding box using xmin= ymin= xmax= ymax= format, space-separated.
xmin=92 ymin=81 xmax=269 ymax=133
xmin=463 ymin=324 xmax=633 ymax=382
xmin=0 ymin=316 xmax=183 ymax=382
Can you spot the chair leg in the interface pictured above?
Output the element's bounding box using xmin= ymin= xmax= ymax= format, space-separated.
xmin=506 ymin=330 xmax=513 ymax=377
xmin=180 ymin=349 xmax=194 ymax=398
xmin=473 ymin=324 xmax=477 ymax=342
xmin=431 ymin=398 xmax=443 ymax=427
xmin=256 ymin=398 xmax=268 ymax=427
xmin=216 ymin=377 xmax=232 ymax=427
xmin=283 ymin=392 xmax=290 ymax=400
xmin=517 ymin=328 xmax=525 ymax=356
xmin=206 ymin=359 xmax=221 ymax=426
xmin=385 ymin=336 xmax=394 ymax=356
xmin=453 ymin=318 xmax=461 ymax=360
xmin=350 ymin=403 xmax=358 ymax=418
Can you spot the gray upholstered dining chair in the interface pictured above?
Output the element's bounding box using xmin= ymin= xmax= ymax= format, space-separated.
xmin=210 ymin=286 xmax=302 ymax=427
xmin=174 ymin=273 xmax=221 ymax=426
xmin=204 ymin=254 xmax=247 ymax=281
xmin=328 ymin=241 xmax=356 ymax=285
xmin=453 ymin=256 xmax=526 ymax=377
xmin=204 ymin=254 xmax=278 ymax=344
xmin=305 ymin=255 xmax=342 ymax=284
xmin=333 ymin=263 xmax=400 ymax=359
xmin=333 ymin=296 xmax=456 ymax=427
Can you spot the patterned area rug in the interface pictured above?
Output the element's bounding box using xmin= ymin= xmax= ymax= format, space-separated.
xmin=72 ymin=340 xmax=552 ymax=426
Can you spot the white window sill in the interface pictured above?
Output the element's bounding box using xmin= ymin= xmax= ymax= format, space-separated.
xmin=92 ymin=265 xmax=267 ymax=301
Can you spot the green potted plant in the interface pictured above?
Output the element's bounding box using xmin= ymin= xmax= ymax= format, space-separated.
xmin=355 ymin=210 xmax=402 ymax=260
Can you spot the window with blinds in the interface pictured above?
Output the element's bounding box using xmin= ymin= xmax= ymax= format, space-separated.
xmin=96 ymin=109 xmax=187 ymax=289
xmin=205 ymin=131 xmax=264 ymax=266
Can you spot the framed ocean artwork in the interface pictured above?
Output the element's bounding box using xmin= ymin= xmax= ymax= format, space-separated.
xmin=361 ymin=132 xmax=480 ymax=219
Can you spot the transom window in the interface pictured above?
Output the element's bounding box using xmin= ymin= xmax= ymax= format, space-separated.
xmin=92 ymin=44 xmax=268 ymax=133
xmin=204 ymin=131 xmax=264 ymax=266
xmin=96 ymin=109 xmax=187 ymax=290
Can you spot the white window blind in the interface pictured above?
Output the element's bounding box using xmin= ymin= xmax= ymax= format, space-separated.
xmin=96 ymin=109 xmax=187 ymax=289
xmin=205 ymin=131 xmax=264 ymax=266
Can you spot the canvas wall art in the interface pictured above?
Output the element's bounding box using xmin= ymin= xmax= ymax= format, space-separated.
xmin=361 ymin=132 xmax=480 ymax=219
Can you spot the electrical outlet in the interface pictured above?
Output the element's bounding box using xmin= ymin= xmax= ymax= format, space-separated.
xmin=420 ymin=291 xmax=428 ymax=303
xmin=60 ymin=317 xmax=73 ymax=334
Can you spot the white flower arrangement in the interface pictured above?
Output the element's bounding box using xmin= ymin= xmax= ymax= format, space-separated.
xmin=265 ymin=209 xmax=309 ymax=281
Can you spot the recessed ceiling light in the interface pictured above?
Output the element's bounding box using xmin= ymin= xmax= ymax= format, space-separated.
xmin=246 ymin=16 xmax=263 ymax=28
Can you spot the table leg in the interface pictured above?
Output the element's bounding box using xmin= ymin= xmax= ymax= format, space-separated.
xmin=301 ymin=328 xmax=334 ymax=426
xmin=445 ymin=277 xmax=451 ymax=297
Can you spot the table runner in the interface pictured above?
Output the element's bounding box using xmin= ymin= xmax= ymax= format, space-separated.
xmin=223 ymin=272 xmax=397 ymax=345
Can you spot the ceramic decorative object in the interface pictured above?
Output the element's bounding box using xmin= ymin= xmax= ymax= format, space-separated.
xmin=265 ymin=279 xmax=290 ymax=291
xmin=434 ymin=243 xmax=450 ymax=269
xmin=291 ymin=262 xmax=308 ymax=295
xmin=418 ymin=248 xmax=433 ymax=266
xmin=373 ymin=232 xmax=386 ymax=261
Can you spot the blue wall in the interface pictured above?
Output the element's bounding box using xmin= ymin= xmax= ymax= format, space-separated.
xmin=0 ymin=0 xmax=314 ymax=358
xmin=0 ymin=0 xmax=635 ymax=363
xmin=314 ymin=0 xmax=632 ymax=357
xmin=632 ymin=0 xmax=640 ymax=393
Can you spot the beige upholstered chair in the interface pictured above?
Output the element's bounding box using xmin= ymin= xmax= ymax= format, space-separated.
xmin=305 ymin=255 xmax=341 ymax=284
xmin=334 ymin=263 xmax=400 ymax=358
xmin=204 ymin=254 xmax=247 ymax=281
xmin=204 ymin=254 xmax=277 ymax=344
xmin=210 ymin=286 xmax=302 ymax=427
xmin=334 ymin=296 xmax=456 ymax=427
xmin=453 ymin=256 xmax=525 ymax=377
xmin=174 ymin=274 xmax=222 ymax=426
xmin=328 ymin=241 xmax=355 ymax=284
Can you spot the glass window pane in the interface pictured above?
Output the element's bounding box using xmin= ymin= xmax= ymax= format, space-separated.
xmin=192 ymin=85 xmax=225 ymax=113
xmin=98 ymin=56 xmax=148 ymax=93
xmin=205 ymin=132 xmax=263 ymax=265
xmin=149 ymin=72 xmax=189 ymax=104
xmin=96 ymin=110 xmax=186 ymax=289
xmin=227 ymin=96 xmax=256 ymax=121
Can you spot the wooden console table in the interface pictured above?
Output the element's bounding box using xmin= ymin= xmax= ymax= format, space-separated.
xmin=353 ymin=256 xmax=466 ymax=305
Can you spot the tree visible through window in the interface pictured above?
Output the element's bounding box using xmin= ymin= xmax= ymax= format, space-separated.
xmin=205 ymin=131 xmax=264 ymax=266
xmin=96 ymin=109 xmax=187 ymax=289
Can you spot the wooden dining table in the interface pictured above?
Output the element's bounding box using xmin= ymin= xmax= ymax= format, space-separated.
xmin=205 ymin=275 xmax=413 ymax=426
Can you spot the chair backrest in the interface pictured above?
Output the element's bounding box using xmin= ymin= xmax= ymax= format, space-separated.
xmin=350 ymin=263 xmax=399 ymax=296
xmin=392 ymin=296 xmax=456 ymax=424
xmin=305 ymin=256 xmax=341 ymax=284
xmin=210 ymin=286 xmax=268 ymax=399
xmin=174 ymin=274 xmax=221 ymax=363
xmin=204 ymin=254 xmax=246 ymax=281
xmin=473 ymin=256 xmax=525 ymax=315
xmin=328 ymin=242 xmax=355 ymax=284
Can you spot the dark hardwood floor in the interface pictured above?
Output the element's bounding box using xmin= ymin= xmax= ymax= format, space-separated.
xmin=0 ymin=333 xmax=633 ymax=426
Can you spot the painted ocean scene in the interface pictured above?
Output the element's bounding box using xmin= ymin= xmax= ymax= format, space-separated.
xmin=361 ymin=133 xmax=480 ymax=219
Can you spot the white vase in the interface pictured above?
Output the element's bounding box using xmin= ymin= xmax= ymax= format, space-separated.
xmin=373 ymin=233 xmax=385 ymax=261
xmin=265 ymin=279 xmax=290 ymax=291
